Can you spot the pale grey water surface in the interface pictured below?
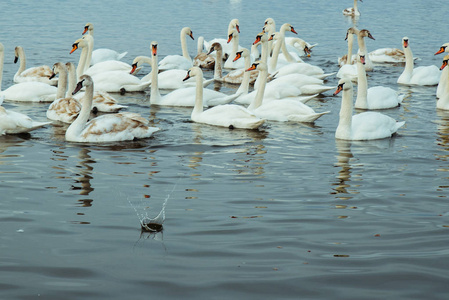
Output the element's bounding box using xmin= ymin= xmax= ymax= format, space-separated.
xmin=1 ymin=0 xmax=449 ymax=299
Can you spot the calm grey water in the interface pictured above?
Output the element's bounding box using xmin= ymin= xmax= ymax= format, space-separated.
xmin=1 ymin=1 xmax=449 ymax=299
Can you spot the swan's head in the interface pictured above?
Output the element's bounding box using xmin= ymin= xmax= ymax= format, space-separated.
xmin=435 ymin=43 xmax=449 ymax=55
xmin=233 ymin=48 xmax=249 ymax=62
xmin=230 ymin=19 xmax=240 ymax=33
xmin=70 ymin=37 xmax=88 ymax=54
xmin=183 ymin=67 xmax=203 ymax=81
xmin=246 ymin=61 xmax=267 ymax=72
xmin=357 ymin=51 xmax=366 ymax=65
xmin=268 ymin=33 xmax=280 ymax=42
xmin=281 ymin=23 xmax=298 ymax=35
xmin=253 ymin=32 xmax=267 ymax=45
xmin=151 ymin=41 xmax=158 ymax=57
xmin=66 ymin=62 xmax=75 ymax=72
xmin=13 ymin=46 xmax=23 ymax=64
xmin=264 ymin=18 xmax=275 ymax=26
xmin=440 ymin=55 xmax=449 ymax=71
xmin=359 ymin=29 xmax=375 ymax=40
xmin=207 ymin=42 xmax=222 ymax=55
xmin=73 ymin=75 xmax=93 ymax=95
xmin=345 ymin=27 xmax=359 ymax=40
xmin=334 ymin=78 xmax=352 ymax=96
xmin=402 ymin=37 xmax=409 ymax=49
xmin=50 ymin=62 xmax=65 ymax=79
xmin=227 ymin=29 xmax=239 ymax=44
xmin=182 ymin=27 xmax=194 ymax=40
xmin=83 ymin=22 xmax=93 ymax=35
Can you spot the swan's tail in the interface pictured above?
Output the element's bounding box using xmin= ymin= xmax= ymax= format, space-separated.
xmin=288 ymin=111 xmax=330 ymax=123
xmin=117 ymin=51 xmax=128 ymax=61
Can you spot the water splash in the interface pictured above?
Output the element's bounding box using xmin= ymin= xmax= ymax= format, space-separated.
xmin=129 ymin=182 xmax=177 ymax=232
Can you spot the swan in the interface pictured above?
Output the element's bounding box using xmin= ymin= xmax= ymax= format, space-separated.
xmin=207 ymin=43 xmax=257 ymax=84
xmin=82 ymin=22 xmax=128 ymax=65
xmin=223 ymin=29 xmax=244 ymax=69
xmin=338 ymin=27 xmax=359 ymax=66
xmin=435 ymin=42 xmax=449 ymax=98
xmin=13 ymin=46 xmax=57 ymax=86
xmin=46 ymin=62 xmax=82 ymax=123
xmin=397 ymin=37 xmax=441 ymax=86
xmin=148 ymin=41 xmax=239 ymax=107
xmin=334 ymin=78 xmax=405 ymax=140
xmin=66 ymin=62 xmax=127 ymax=113
xmin=203 ymin=19 xmax=240 ymax=61
xmin=71 ymin=37 xmax=150 ymax=93
xmin=0 ymin=99 xmax=51 ymax=135
xmin=437 ymin=55 xmax=449 ymax=110
xmin=66 ymin=74 xmax=159 ymax=142
xmin=246 ymin=62 xmax=330 ymax=123
xmin=158 ymin=27 xmax=194 ymax=71
xmin=0 ymin=43 xmax=57 ymax=102
xmin=131 ymin=56 xmax=213 ymax=90
xmin=343 ymin=0 xmax=362 ymax=16
xmin=193 ymin=36 xmax=215 ymax=69
xmin=184 ymin=67 xmax=265 ymax=129
xmin=71 ymin=35 xmax=140 ymax=78
xmin=354 ymin=52 xmax=404 ymax=109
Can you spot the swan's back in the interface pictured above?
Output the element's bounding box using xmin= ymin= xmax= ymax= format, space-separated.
xmin=351 ymin=112 xmax=405 ymax=140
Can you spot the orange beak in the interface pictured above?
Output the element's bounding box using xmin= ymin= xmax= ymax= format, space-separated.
xmin=268 ymin=34 xmax=274 ymax=41
xmin=333 ymin=84 xmax=343 ymax=96
xmin=227 ymin=33 xmax=233 ymax=44
xmin=70 ymin=43 xmax=78 ymax=54
xmin=291 ymin=27 xmax=298 ymax=34
xmin=82 ymin=26 xmax=89 ymax=35
xmin=253 ymin=35 xmax=261 ymax=45
xmin=435 ymin=46 xmax=446 ymax=55
xmin=183 ymin=71 xmax=191 ymax=81
xmin=236 ymin=24 xmax=240 ymax=33
xmin=246 ymin=64 xmax=257 ymax=72
xmin=189 ymin=32 xmax=194 ymax=40
xmin=152 ymin=44 xmax=157 ymax=56
xmin=403 ymin=40 xmax=409 ymax=48
xmin=360 ymin=55 xmax=366 ymax=64
xmin=440 ymin=60 xmax=448 ymax=71
xmin=233 ymin=52 xmax=242 ymax=62
xmin=130 ymin=63 xmax=137 ymax=74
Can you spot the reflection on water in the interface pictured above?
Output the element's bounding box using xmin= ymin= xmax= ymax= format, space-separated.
xmin=435 ymin=110 xmax=449 ymax=194
xmin=332 ymin=139 xmax=357 ymax=199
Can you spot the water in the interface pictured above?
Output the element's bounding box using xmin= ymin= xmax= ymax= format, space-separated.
xmin=1 ymin=0 xmax=449 ymax=299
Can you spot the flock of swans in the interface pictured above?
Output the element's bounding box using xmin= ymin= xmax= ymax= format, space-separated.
xmin=0 ymin=2 xmax=449 ymax=143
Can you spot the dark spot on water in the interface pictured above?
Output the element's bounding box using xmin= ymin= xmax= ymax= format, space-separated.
xmin=141 ymin=222 xmax=163 ymax=232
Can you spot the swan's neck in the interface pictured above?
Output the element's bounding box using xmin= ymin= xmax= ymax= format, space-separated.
xmin=437 ymin=66 xmax=449 ymax=108
xmin=354 ymin=0 xmax=358 ymax=10
xmin=150 ymin=53 xmax=162 ymax=103
xmin=248 ymin=68 xmax=268 ymax=111
xmin=16 ymin=48 xmax=27 ymax=77
xmin=86 ymin=36 xmax=94 ymax=68
xmin=355 ymin=61 xmax=368 ymax=108
xmin=279 ymin=32 xmax=295 ymax=63
xmin=66 ymin=64 xmax=77 ymax=96
xmin=213 ymin=48 xmax=223 ymax=79
xmin=197 ymin=36 xmax=204 ymax=56
xmin=68 ymin=83 xmax=93 ymax=138
xmin=192 ymin=75 xmax=204 ymax=117
xmin=402 ymin=45 xmax=414 ymax=79
xmin=357 ymin=35 xmax=371 ymax=66
xmin=336 ymin=86 xmax=354 ymax=140
xmin=269 ymin=36 xmax=283 ymax=73
xmin=236 ymin=54 xmax=252 ymax=95
xmin=76 ymin=42 xmax=90 ymax=80
xmin=181 ymin=30 xmax=191 ymax=61
xmin=56 ymin=68 xmax=68 ymax=99
xmin=346 ymin=34 xmax=354 ymax=64
xmin=251 ymin=43 xmax=260 ymax=60
xmin=231 ymin=33 xmax=239 ymax=58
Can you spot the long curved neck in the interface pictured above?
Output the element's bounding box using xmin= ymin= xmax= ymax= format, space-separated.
xmin=66 ymin=63 xmax=77 ymax=96
xmin=355 ymin=61 xmax=368 ymax=108
xmin=16 ymin=47 xmax=27 ymax=77
xmin=56 ymin=68 xmax=68 ymax=99
xmin=180 ymin=30 xmax=191 ymax=61
xmin=68 ymin=82 xmax=93 ymax=137
xmin=281 ymin=34 xmax=295 ymax=62
xmin=254 ymin=39 xmax=269 ymax=89
xmin=85 ymin=36 xmax=94 ymax=69
xmin=213 ymin=48 xmax=223 ymax=79
xmin=150 ymin=53 xmax=162 ymax=103
xmin=336 ymin=87 xmax=354 ymax=140
xmin=403 ymin=45 xmax=414 ymax=77
xmin=236 ymin=53 xmax=252 ymax=95
xmin=197 ymin=36 xmax=204 ymax=55
xmin=192 ymin=74 xmax=204 ymax=116
xmin=266 ymin=26 xmax=275 ymax=55
xmin=346 ymin=34 xmax=354 ymax=64
xmin=357 ymin=35 xmax=371 ymax=66
xmin=269 ymin=36 xmax=283 ymax=72
xmin=76 ymin=42 xmax=90 ymax=80
xmin=232 ymin=33 xmax=239 ymax=56
xmin=248 ymin=68 xmax=268 ymax=111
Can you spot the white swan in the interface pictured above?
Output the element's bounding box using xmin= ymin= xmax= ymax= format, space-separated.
xmin=334 ymin=78 xmax=405 ymax=140
xmin=354 ymin=52 xmax=404 ymax=109
xmin=185 ymin=67 xmax=265 ymax=129
xmin=437 ymin=55 xmax=449 ymax=110
xmin=338 ymin=27 xmax=359 ymax=66
xmin=343 ymin=0 xmax=362 ymax=16
xmin=46 ymin=62 xmax=82 ymax=123
xmin=158 ymin=27 xmax=194 ymax=71
xmin=397 ymin=37 xmax=441 ymax=86
xmin=131 ymin=55 xmax=212 ymax=90
xmin=149 ymin=41 xmax=239 ymax=107
xmin=435 ymin=42 xmax=449 ymax=98
xmin=0 ymin=44 xmax=57 ymax=103
xmin=66 ymin=74 xmax=159 ymax=143
xmin=193 ymin=36 xmax=215 ymax=69
xmin=203 ymin=19 xmax=240 ymax=61
xmin=223 ymin=29 xmax=244 ymax=69
xmin=13 ymin=46 xmax=57 ymax=86
xmin=247 ymin=62 xmax=330 ymax=123
xmin=67 ymin=62 xmax=127 ymax=113
xmin=0 ymin=100 xmax=51 ymax=135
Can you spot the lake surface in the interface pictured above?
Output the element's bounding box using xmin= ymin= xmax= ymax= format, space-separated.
xmin=1 ymin=1 xmax=449 ymax=299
